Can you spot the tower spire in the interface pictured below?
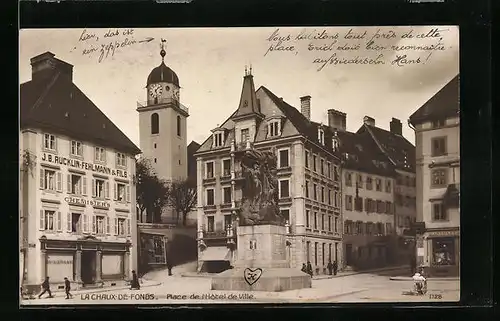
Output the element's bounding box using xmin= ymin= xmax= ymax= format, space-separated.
xmin=160 ymin=38 xmax=167 ymax=63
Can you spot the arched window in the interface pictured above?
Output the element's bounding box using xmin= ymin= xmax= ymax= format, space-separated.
xmin=176 ymin=115 xmax=181 ymax=136
xmin=151 ymin=113 xmax=159 ymax=134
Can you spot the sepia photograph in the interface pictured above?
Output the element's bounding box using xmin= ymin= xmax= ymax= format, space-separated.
xmin=19 ymin=26 xmax=460 ymax=305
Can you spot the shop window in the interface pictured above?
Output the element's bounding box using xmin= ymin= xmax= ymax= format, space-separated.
xmin=432 ymin=238 xmax=455 ymax=265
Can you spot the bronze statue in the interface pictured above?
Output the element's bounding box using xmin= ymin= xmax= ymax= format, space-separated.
xmin=237 ymin=147 xmax=283 ymax=226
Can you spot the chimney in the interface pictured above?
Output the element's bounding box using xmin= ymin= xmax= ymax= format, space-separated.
xmin=363 ymin=116 xmax=375 ymax=127
xmin=327 ymin=109 xmax=347 ymax=132
xmin=300 ymin=95 xmax=311 ymax=120
xmin=390 ymin=117 xmax=403 ymax=135
xmin=30 ymin=52 xmax=73 ymax=82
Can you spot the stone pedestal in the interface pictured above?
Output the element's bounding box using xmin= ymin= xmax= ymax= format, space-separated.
xmin=211 ymin=225 xmax=311 ymax=292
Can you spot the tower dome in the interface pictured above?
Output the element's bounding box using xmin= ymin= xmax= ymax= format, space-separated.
xmin=146 ymin=39 xmax=179 ymax=87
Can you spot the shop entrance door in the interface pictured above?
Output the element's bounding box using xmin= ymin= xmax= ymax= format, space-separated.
xmin=81 ymin=251 xmax=96 ymax=285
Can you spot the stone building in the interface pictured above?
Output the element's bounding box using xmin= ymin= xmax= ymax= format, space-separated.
xmin=20 ymin=52 xmax=141 ymax=292
xmin=194 ymin=69 xmax=342 ymax=275
xmin=409 ymin=75 xmax=460 ymax=277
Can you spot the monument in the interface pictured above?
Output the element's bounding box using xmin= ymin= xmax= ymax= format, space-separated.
xmin=211 ymin=147 xmax=311 ymax=292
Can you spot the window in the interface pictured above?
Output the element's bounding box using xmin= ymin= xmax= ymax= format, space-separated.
xmin=222 ymin=159 xmax=231 ymax=176
xmin=321 ymin=214 xmax=325 ymax=230
xmin=385 ymin=179 xmax=392 ymax=193
xmin=305 ymin=181 xmax=310 ymax=198
xmin=386 ymin=223 xmax=392 ymax=234
xmin=93 ymin=215 xmax=106 ymax=234
xmin=207 ymin=216 xmax=215 ymax=232
xmin=313 ymin=184 xmax=317 ymax=200
xmin=334 ymin=217 xmax=338 ymax=233
xmin=92 ymin=178 xmax=109 ymax=199
xmin=43 ymin=133 xmax=57 ymax=150
xmin=357 ymin=174 xmax=363 ymax=188
xmin=268 ymin=120 xmax=280 ymax=137
xmin=366 ymin=176 xmax=373 ymax=190
xmin=213 ymin=132 xmax=224 ymax=147
xmin=327 ymin=162 xmax=331 ymax=178
xmin=40 ymin=210 xmax=61 ymax=231
xmin=322 ymin=243 xmax=326 ymax=265
xmin=306 ymin=241 xmax=311 ymax=261
xmin=117 ymin=218 xmax=127 ymax=236
xmin=206 ymin=162 xmax=214 ymax=179
xmin=94 ymin=147 xmax=106 ymax=163
xmin=279 ymin=180 xmax=290 ymax=198
xmin=70 ymin=140 xmax=83 ymax=157
xmin=432 ymin=202 xmax=447 ymax=221
xmin=356 ymin=221 xmax=363 ymax=235
xmin=116 ymin=153 xmax=127 ymax=167
xmin=206 ymin=189 xmax=215 ymax=206
xmin=431 ymin=169 xmax=447 ymax=188
xmin=115 ymin=182 xmax=130 ymax=202
xmin=67 ymin=174 xmax=86 ymax=195
xmin=177 ymin=115 xmax=181 ymax=136
xmin=306 ymin=210 xmax=310 ymax=228
xmin=223 ymin=187 xmax=232 ymax=204
xmin=320 ymin=159 xmax=324 ymax=175
xmin=70 ymin=213 xmax=82 ymax=233
xmin=241 ymin=128 xmax=250 ymax=143
xmin=334 ymin=191 xmax=339 ymax=207
xmin=279 ymin=149 xmax=289 ymax=168
xmin=280 ymin=209 xmax=290 ymax=223
xmin=333 ymin=166 xmax=339 ymax=181
xmin=432 ymin=119 xmax=445 ymax=129
xmin=313 ymin=155 xmax=317 ymax=171
xmin=40 ymin=168 xmax=62 ymax=192
xmin=385 ymin=201 xmax=392 ymax=214
xmin=344 ymin=221 xmax=352 ymax=234
xmin=314 ymin=242 xmax=318 ymax=265
xmin=375 ymin=178 xmax=382 ymax=191
xmin=354 ymin=196 xmax=363 ymax=211
xmin=432 ymin=238 xmax=455 ymax=265
xmin=328 ymin=189 xmax=332 ymax=205
xmin=151 ymin=113 xmax=159 ymax=134
xmin=431 ymin=137 xmax=447 ymax=156
xmin=321 ymin=187 xmax=325 ymax=203
xmin=305 ymin=151 xmax=309 ymax=168
xmin=313 ymin=212 xmax=318 ymax=229
xmin=318 ymin=128 xmax=325 ymax=145
xmin=345 ymin=195 xmax=353 ymax=210
xmin=345 ymin=172 xmax=352 ymax=186
xmin=328 ymin=216 xmax=332 ymax=231
xmin=224 ymin=214 xmax=232 ymax=230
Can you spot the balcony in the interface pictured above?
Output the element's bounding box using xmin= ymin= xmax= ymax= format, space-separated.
xmin=136 ymin=98 xmax=189 ymax=115
xmin=201 ymin=227 xmax=237 ymax=240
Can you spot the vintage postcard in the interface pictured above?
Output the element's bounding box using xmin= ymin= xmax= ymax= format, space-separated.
xmin=19 ymin=26 xmax=459 ymax=305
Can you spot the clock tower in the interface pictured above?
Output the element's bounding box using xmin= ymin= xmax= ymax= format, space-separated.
xmin=137 ymin=40 xmax=189 ymax=183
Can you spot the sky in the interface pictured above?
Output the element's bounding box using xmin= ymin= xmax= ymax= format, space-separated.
xmin=19 ymin=26 xmax=459 ymax=147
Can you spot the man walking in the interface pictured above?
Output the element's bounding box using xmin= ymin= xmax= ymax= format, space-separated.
xmin=333 ymin=260 xmax=338 ymax=276
xmin=64 ymin=277 xmax=73 ymax=299
xmin=166 ymin=260 xmax=173 ymax=276
xmin=306 ymin=261 xmax=313 ymax=277
xmin=327 ymin=260 xmax=333 ymax=275
xmin=38 ymin=277 xmax=53 ymax=299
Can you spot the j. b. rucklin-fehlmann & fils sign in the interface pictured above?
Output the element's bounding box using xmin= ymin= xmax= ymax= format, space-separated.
xmin=40 ymin=152 xmax=128 ymax=178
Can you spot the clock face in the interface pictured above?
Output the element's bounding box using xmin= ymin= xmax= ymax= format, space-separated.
xmin=149 ymin=84 xmax=163 ymax=98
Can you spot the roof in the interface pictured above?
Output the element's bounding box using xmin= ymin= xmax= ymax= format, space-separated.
xmin=187 ymin=141 xmax=201 ymax=156
xmin=21 ymin=71 xmax=141 ymax=155
xmin=232 ymin=74 xmax=261 ymax=119
xmin=357 ymin=124 xmax=415 ymax=172
xmin=147 ymin=62 xmax=179 ymax=87
xmin=336 ymin=130 xmax=397 ymax=177
xmin=409 ymin=75 xmax=459 ymax=125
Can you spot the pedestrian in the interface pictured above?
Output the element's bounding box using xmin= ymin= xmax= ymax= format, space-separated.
xmin=333 ymin=260 xmax=338 ymax=276
xmin=130 ymin=270 xmax=140 ymax=290
xmin=327 ymin=260 xmax=333 ymax=275
xmin=301 ymin=263 xmax=307 ymax=273
xmin=306 ymin=261 xmax=313 ymax=277
xmin=166 ymin=260 xmax=173 ymax=276
xmin=64 ymin=277 xmax=73 ymax=299
xmin=38 ymin=276 xmax=53 ymax=299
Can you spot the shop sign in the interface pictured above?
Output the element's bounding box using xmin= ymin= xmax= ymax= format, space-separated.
xmin=65 ymin=196 xmax=110 ymax=209
xmin=48 ymin=259 xmax=72 ymax=265
xmin=427 ymin=230 xmax=460 ymax=237
xmin=41 ymin=152 xmax=128 ymax=178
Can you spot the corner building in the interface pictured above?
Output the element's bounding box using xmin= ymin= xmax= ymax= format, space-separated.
xmin=20 ymin=52 xmax=141 ymax=292
xmin=194 ymin=69 xmax=342 ymax=275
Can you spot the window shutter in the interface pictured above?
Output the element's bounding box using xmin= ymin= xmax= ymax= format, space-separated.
xmin=57 ymin=211 xmax=62 ymax=231
xmin=66 ymin=212 xmax=72 ymax=232
xmin=69 ymin=141 xmax=73 ymax=156
xmin=115 ymin=153 xmax=118 ymax=168
xmin=114 ymin=218 xmax=118 ymax=235
xmin=39 ymin=169 xmax=44 ymax=189
xmin=56 ymin=172 xmax=63 ymax=192
xmin=39 ymin=210 xmax=45 ymax=231
xmin=126 ymin=185 xmax=130 ymax=203
xmin=127 ymin=218 xmax=131 ymax=236
xmin=82 ymin=177 xmax=87 ymax=195
xmin=105 ymin=181 xmax=110 ymax=199
xmin=54 ymin=137 xmax=58 ymax=151
xmin=92 ymin=179 xmax=96 ymax=197
xmin=114 ymin=183 xmax=118 ymax=200
xmin=102 ymin=150 xmax=107 ymax=163
xmin=67 ymin=174 xmax=71 ymax=193
xmin=106 ymin=216 xmax=110 ymax=234
xmin=92 ymin=215 xmax=97 ymax=234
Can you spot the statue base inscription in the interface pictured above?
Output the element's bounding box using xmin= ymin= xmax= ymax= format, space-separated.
xmin=211 ymin=225 xmax=311 ymax=292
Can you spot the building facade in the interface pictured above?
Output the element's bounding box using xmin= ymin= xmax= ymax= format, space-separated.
xmin=20 ymin=52 xmax=141 ymax=292
xmin=194 ymin=69 xmax=342 ymax=275
xmin=409 ymin=75 xmax=460 ymax=277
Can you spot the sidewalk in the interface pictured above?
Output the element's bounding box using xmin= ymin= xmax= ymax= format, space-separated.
xmin=313 ymin=265 xmax=409 ymax=280
xmin=389 ymin=276 xmax=459 ymax=281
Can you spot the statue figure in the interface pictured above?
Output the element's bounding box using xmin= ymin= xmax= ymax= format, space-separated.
xmin=237 ymin=147 xmax=283 ymax=226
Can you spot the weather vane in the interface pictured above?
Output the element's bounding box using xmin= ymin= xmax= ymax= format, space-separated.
xmin=160 ymin=38 xmax=167 ymax=62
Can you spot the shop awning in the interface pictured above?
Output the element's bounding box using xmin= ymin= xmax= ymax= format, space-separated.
xmin=199 ymin=246 xmax=231 ymax=262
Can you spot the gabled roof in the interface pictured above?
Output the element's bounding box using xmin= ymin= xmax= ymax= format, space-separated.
xmin=409 ymin=75 xmax=459 ymax=125
xmin=357 ymin=124 xmax=415 ymax=172
xmin=21 ymin=72 xmax=141 ymax=155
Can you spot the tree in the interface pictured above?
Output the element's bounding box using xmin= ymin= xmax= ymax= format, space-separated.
xmin=166 ymin=178 xmax=197 ymax=226
xmin=135 ymin=158 xmax=169 ymax=223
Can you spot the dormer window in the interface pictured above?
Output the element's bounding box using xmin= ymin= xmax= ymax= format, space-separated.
xmin=213 ymin=132 xmax=224 ymax=148
xmin=332 ymin=137 xmax=339 ymax=152
xmin=268 ymin=120 xmax=281 ymax=137
xmin=318 ymin=127 xmax=325 ymax=145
